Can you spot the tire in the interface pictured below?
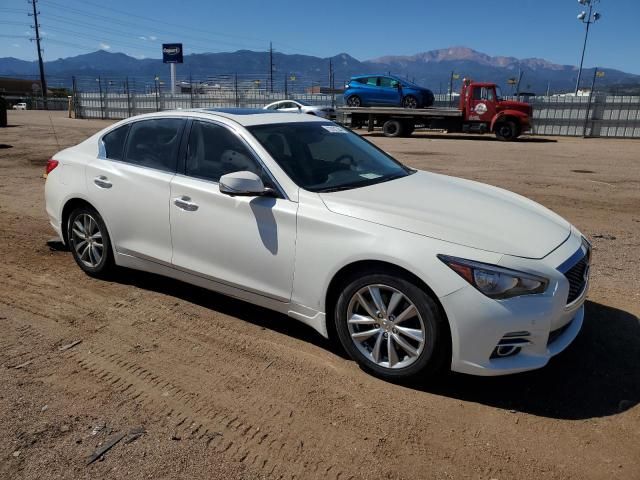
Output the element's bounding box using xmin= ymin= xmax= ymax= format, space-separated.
xmin=347 ymin=95 xmax=361 ymax=107
xmin=402 ymin=95 xmax=419 ymax=109
xmin=67 ymin=206 xmax=114 ymax=277
xmin=382 ymin=119 xmax=404 ymax=138
xmin=494 ymin=121 xmax=518 ymax=141
xmin=334 ymin=272 xmax=449 ymax=380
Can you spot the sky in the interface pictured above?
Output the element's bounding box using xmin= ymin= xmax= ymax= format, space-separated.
xmin=1 ymin=0 xmax=639 ymax=74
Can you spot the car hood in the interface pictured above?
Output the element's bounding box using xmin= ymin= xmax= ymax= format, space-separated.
xmin=319 ymin=171 xmax=570 ymax=259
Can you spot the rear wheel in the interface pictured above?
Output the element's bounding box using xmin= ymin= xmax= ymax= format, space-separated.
xmin=382 ymin=119 xmax=404 ymax=137
xmin=335 ymin=272 xmax=448 ymax=380
xmin=67 ymin=206 xmax=114 ymax=277
xmin=347 ymin=95 xmax=361 ymax=107
xmin=402 ymin=95 xmax=419 ymax=109
xmin=494 ymin=121 xmax=519 ymax=141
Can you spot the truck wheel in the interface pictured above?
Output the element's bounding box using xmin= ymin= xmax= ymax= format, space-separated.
xmin=402 ymin=96 xmax=418 ymax=109
xmin=347 ymin=95 xmax=362 ymax=107
xmin=495 ymin=121 xmax=518 ymax=141
xmin=382 ymin=119 xmax=404 ymax=138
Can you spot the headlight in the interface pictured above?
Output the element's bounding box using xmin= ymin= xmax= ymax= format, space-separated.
xmin=437 ymin=255 xmax=548 ymax=299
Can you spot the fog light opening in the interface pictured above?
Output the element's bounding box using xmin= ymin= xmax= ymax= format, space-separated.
xmin=491 ymin=345 xmax=522 ymax=359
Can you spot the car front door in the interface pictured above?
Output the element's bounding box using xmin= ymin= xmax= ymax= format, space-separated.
xmin=378 ymin=77 xmax=402 ymax=105
xmin=169 ymin=119 xmax=298 ymax=302
xmin=85 ymin=117 xmax=185 ymax=263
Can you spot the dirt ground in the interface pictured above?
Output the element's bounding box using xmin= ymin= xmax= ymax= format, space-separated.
xmin=0 ymin=111 xmax=638 ymax=480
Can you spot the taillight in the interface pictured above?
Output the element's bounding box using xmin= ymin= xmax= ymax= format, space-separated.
xmin=45 ymin=159 xmax=59 ymax=176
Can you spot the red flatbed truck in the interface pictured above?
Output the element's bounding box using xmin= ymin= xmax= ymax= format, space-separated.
xmin=339 ymin=79 xmax=533 ymax=141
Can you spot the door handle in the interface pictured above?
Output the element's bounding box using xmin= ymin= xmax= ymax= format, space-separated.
xmin=173 ymin=196 xmax=199 ymax=212
xmin=94 ymin=175 xmax=112 ymax=189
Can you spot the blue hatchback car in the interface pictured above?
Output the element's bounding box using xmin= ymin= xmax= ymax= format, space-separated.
xmin=344 ymin=74 xmax=435 ymax=108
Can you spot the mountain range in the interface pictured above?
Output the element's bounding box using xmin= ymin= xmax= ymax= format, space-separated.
xmin=1 ymin=46 xmax=638 ymax=94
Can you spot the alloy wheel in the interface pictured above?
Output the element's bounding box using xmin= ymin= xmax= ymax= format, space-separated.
xmin=70 ymin=213 xmax=104 ymax=268
xmin=346 ymin=284 xmax=426 ymax=369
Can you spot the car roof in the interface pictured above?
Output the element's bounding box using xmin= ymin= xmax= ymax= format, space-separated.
xmin=112 ymin=108 xmax=328 ymax=127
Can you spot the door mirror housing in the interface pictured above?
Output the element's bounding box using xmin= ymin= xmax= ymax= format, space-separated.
xmin=219 ymin=171 xmax=269 ymax=197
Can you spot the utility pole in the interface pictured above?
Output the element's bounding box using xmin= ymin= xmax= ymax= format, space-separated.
xmin=269 ymin=42 xmax=273 ymax=93
xmin=29 ymin=0 xmax=48 ymax=109
xmin=329 ymin=58 xmax=333 ymax=91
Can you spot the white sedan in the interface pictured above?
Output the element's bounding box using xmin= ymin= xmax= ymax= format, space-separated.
xmin=44 ymin=109 xmax=589 ymax=380
xmin=13 ymin=102 xmax=27 ymax=110
xmin=264 ymin=99 xmax=335 ymax=119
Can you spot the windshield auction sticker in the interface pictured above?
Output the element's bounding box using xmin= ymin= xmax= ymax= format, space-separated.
xmin=322 ymin=125 xmax=347 ymax=133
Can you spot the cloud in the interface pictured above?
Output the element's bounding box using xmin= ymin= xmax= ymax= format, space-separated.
xmin=134 ymin=54 xmax=146 ymax=59
xmin=12 ymin=43 xmax=20 ymax=48
xmin=149 ymin=35 xmax=157 ymax=41
xmin=99 ymin=42 xmax=111 ymax=50
xmin=139 ymin=36 xmax=147 ymax=40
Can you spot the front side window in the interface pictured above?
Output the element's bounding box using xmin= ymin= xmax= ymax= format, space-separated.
xmin=249 ymin=122 xmax=412 ymax=192
xmin=102 ymin=124 xmax=130 ymax=160
xmin=366 ymin=77 xmax=378 ymax=87
xmin=124 ymin=118 xmax=184 ymax=172
xmin=186 ymin=121 xmax=267 ymax=183
xmin=379 ymin=77 xmax=397 ymax=88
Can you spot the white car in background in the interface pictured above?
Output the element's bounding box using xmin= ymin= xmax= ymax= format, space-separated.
xmin=264 ymin=99 xmax=335 ymax=119
xmin=13 ymin=102 xmax=27 ymax=110
xmin=44 ymin=108 xmax=590 ymax=381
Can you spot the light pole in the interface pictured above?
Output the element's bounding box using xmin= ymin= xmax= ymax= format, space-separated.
xmin=575 ymin=0 xmax=602 ymax=95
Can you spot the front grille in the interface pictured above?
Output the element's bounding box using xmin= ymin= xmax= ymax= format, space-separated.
xmin=564 ymin=256 xmax=588 ymax=304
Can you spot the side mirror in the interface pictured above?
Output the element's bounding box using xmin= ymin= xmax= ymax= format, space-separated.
xmin=219 ymin=171 xmax=271 ymax=197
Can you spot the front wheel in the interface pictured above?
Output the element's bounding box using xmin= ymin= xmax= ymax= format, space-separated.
xmin=335 ymin=273 xmax=449 ymax=380
xmin=347 ymin=95 xmax=361 ymax=107
xmin=494 ymin=121 xmax=519 ymax=141
xmin=67 ymin=206 xmax=114 ymax=277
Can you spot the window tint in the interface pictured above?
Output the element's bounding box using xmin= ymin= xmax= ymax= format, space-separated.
xmin=186 ymin=121 xmax=266 ymax=183
xmin=124 ymin=118 xmax=184 ymax=172
xmin=379 ymin=77 xmax=397 ymax=88
xmin=366 ymin=77 xmax=378 ymax=86
xmin=354 ymin=78 xmax=368 ymax=85
xmin=102 ymin=124 xmax=130 ymax=160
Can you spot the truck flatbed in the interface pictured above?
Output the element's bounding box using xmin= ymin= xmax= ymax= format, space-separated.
xmin=338 ymin=106 xmax=463 ymax=118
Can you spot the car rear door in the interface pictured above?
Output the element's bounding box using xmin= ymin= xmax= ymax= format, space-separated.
xmin=85 ymin=117 xmax=185 ymax=263
xmin=169 ymin=119 xmax=298 ymax=302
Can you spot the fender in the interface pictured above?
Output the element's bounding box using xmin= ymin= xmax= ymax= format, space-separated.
xmin=490 ymin=109 xmax=529 ymax=132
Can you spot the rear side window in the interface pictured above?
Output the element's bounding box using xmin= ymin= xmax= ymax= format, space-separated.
xmin=124 ymin=118 xmax=184 ymax=173
xmin=102 ymin=124 xmax=130 ymax=160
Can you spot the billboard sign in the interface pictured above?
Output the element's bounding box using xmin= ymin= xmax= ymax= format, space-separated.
xmin=162 ymin=43 xmax=183 ymax=64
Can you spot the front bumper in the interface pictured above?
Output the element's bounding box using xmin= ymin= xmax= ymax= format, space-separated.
xmin=440 ymin=229 xmax=588 ymax=376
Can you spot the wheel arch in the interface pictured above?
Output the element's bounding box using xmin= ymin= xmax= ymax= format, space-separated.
xmin=60 ymin=197 xmax=112 ymax=248
xmin=324 ymin=260 xmax=451 ymax=352
xmin=490 ymin=110 xmax=526 ymax=132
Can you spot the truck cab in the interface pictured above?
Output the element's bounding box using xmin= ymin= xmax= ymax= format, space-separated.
xmin=460 ymin=80 xmax=532 ymax=140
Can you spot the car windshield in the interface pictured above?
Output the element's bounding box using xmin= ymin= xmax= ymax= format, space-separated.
xmin=293 ymin=99 xmax=312 ymax=106
xmin=248 ymin=122 xmax=413 ymax=192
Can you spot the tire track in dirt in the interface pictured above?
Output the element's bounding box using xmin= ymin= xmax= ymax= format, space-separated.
xmin=68 ymin=346 xmax=355 ymax=480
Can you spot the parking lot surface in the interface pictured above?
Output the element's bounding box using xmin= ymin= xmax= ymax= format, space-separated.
xmin=1 ymin=111 xmax=638 ymax=479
